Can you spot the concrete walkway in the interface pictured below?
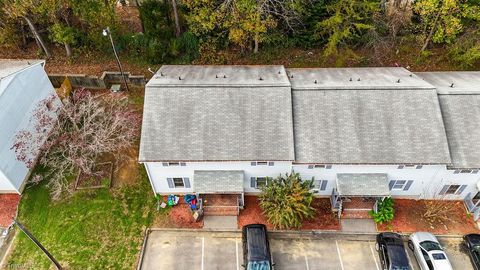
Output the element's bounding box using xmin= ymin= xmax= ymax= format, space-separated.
xmin=203 ymin=216 xmax=238 ymax=229
xmin=341 ymin=218 xmax=377 ymax=233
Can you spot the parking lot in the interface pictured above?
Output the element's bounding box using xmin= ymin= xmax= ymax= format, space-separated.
xmin=139 ymin=230 xmax=473 ymax=270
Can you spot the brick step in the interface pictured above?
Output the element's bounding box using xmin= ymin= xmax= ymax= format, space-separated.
xmin=342 ymin=209 xmax=372 ymax=219
xmin=203 ymin=206 xmax=238 ymax=216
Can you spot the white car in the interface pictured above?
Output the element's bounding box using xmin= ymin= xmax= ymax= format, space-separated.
xmin=408 ymin=232 xmax=453 ymax=270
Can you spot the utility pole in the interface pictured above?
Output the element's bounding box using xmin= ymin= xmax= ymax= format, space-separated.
xmin=13 ymin=219 xmax=62 ymax=270
xmin=103 ymin=27 xmax=130 ymax=91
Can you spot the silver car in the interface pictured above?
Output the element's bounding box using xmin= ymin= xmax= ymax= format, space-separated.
xmin=408 ymin=232 xmax=453 ymax=270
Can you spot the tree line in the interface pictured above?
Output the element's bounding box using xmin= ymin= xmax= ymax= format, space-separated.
xmin=1 ymin=0 xmax=479 ymax=67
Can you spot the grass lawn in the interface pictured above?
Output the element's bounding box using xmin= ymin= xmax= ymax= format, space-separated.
xmin=7 ymin=167 xmax=158 ymax=269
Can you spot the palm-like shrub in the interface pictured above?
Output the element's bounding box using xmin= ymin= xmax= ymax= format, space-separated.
xmin=258 ymin=173 xmax=316 ymax=229
xmin=369 ymin=197 xmax=395 ymax=224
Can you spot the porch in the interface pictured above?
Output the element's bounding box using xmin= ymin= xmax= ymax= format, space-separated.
xmin=464 ymin=184 xmax=480 ymax=221
xmin=194 ymin=170 xmax=245 ymax=216
xmin=331 ymin=173 xmax=390 ymax=218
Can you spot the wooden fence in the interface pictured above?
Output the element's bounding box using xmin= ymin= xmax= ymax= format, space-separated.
xmin=48 ymin=72 xmax=147 ymax=90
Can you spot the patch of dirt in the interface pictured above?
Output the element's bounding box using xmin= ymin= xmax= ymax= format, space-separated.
xmin=116 ymin=6 xmax=143 ymax=33
xmin=113 ymin=146 xmax=140 ymax=187
xmin=238 ymin=196 xmax=340 ymax=230
xmin=377 ymin=199 xmax=479 ymax=235
xmin=76 ymin=162 xmax=113 ymax=189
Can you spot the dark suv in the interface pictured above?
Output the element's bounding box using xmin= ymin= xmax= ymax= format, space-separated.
xmin=464 ymin=234 xmax=480 ymax=270
xmin=242 ymin=224 xmax=273 ymax=270
xmin=376 ymin=232 xmax=410 ymax=270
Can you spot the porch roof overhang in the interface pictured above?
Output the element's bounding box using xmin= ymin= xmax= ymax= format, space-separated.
xmin=194 ymin=170 xmax=244 ymax=194
xmin=336 ymin=173 xmax=390 ymax=197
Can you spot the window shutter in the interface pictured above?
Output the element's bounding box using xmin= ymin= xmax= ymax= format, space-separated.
xmin=397 ymin=165 xmax=404 ymax=169
xmin=251 ymin=162 xmax=257 ymax=166
xmin=456 ymin=185 xmax=467 ymax=195
xmin=250 ymin=177 xmax=256 ymax=188
xmin=326 ymin=165 xmax=332 ymax=169
xmin=268 ymin=162 xmax=274 ymax=166
xmin=167 ymin=178 xmax=174 ymax=188
xmin=388 ymin=180 xmax=395 ymax=190
xmin=162 ymin=162 xmax=169 ymax=167
xmin=416 ymin=165 xmax=423 ymax=169
xmin=320 ymin=180 xmax=328 ymax=191
xmin=308 ymin=165 xmax=314 ymax=169
xmin=453 ymin=170 xmax=460 ymax=174
xmin=472 ymin=170 xmax=479 ymax=174
xmin=184 ymin=178 xmax=191 ymax=188
xmin=404 ymin=180 xmax=413 ymax=191
xmin=180 ymin=162 xmax=186 ymax=166
xmin=439 ymin=185 xmax=449 ymax=195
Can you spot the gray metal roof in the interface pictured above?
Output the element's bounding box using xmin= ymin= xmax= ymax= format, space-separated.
xmin=0 ymin=59 xmax=45 ymax=81
xmin=194 ymin=170 xmax=244 ymax=193
xmin=416 ymin=72 xmax=480 ymax=95
xmin=292 ymin=87 xmax=452 ymax=164
xmin=148 ymin=65 xmax=290 ymax=88
xmin=287 ymin=67 xmax=434 ymax=90
xmin=336 ymin=173 xmax=390 ymax=196
xmin=139 ymin=66 xmax=295 ymax=161
xmin=438 ymin=95 xmax=480 ymax=168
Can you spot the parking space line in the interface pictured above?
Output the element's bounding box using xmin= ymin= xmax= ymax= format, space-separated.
xmin=201 ymin=237 xmax=205 ymax=270
xmin=369 ymin=242 xmax=380 ymax=270
xmin=236 ymin=238 xmax=239 ymax=270
xmin=335 ymin=240 xmax=345 ymax=270
xmin=304 ymin=254 xmax=310 ymax=270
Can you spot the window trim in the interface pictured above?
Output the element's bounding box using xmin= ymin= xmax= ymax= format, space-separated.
xmin=172 ymin=177 xmax=185 ymax=188
xmin=392 ymin=180 xmax=407 ymax=190
xmin=167 ymin=177 xmax=191 ymax=189
xmin=162 ymin=162 xmax=186 ymax=167
xmin=439 ymin=184 xmax=467 ymax=196
xmin=251 ymin=161 xmax=274 ymax=166
xmin=308 ymin=164 xmax=332 ymax=169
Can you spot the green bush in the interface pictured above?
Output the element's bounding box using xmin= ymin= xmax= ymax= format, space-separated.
xmin=448 ymin=28 xmax=480 ymax=69
xmin=369 ymin=197 xmax=395 ymax=224
xmin=258 ymin=172 xmax=316 ymax=229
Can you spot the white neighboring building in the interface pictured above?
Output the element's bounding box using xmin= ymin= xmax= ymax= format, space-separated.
xmin=139 ymin=65 xmax=480 ymax=217
xmin=0 ymin=59 xmax=59 ymax=194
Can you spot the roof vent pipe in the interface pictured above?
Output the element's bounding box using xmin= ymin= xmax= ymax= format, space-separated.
xmin=178 ymin=76 xmax=182 ymax=80
xmin=450 ymin=83 xmax=455 ymax=88
xmin=397 ymin=79 xmax=401 ymax=83
xmin=314 ymin=80 xmax=317 ymax=84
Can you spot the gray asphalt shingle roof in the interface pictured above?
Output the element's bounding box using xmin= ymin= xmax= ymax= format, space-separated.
xmin=290 ymin=68 xmax=452 ymax=164
xmin=139 ymin=65 xmax=295 ymax=162
xmin=336 ymin=173 xmax=390 ymax=196
xmin=194 ymin=170 xmax=244 ymax=193
xmin=0 ymin=59 xmax=44 ymax=80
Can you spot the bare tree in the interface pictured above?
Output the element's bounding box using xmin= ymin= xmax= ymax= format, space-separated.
xmin=421 ymin=182 xmax=459 ymax=225
xmin=11 ymin=89 xmax=141 ymax=200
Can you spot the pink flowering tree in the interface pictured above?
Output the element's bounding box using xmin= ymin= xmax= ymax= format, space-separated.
xmin=11 ymin=89 xmax=141 ymax=199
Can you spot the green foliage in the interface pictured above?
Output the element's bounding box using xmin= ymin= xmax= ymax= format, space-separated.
xmin=414 ymin=0 xmax=480 ymax=45
xmin=315 ymin=0 xmax=379 ymax=57
xmin=369 ymin=197 xmax=395 ymax=224
xmin=258 ymin=172 xmax=316 ymax=229
xmin=448 ymin=27 xmax=480 ymax=68
xmin=139 ymin=0 xmax=174 ymax=39
xmin=49 ymin=23 xmax=76 ymax=45
xmin=7 ymin=166 xmax=155 ymax=269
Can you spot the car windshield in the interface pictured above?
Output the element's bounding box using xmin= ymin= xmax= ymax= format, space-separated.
xmin=431 ymin=253 xmax=446 ymax=260
xmin=247 ymin=261 xmax=270 ymax=270
xmin=392 ymin=267 xmax=410 ymax=270
xmin=420 ymin=241 xmax=442 ymax=251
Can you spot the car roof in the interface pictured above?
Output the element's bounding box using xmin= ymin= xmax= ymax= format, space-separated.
xmin=382 ymin=233 xmax=404 ymax=245
xmin=386 ymin=245 xmax=410 ymax=267
xmin=245 ymin=225 xmax=270 ymax=261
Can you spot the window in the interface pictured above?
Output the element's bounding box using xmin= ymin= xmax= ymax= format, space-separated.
xmin=397 ymin=164 xmax=419 ymax=169
xmin=162 ymin=162 xmax=186 ymax=167
xmin=461 ymin=169 xmax=472 ymax=173
xmin=250 ymin=177 xmax=268 ymax=189
xmin=389 ymin=180 xmax=413 ymax=191
xmin=173 ymin=178 xmax=184 ymax=188
xmin=312 ymin=180 xmax=328 ymax=192
xmin=439 ymin=184 xmax=467 ymax=195
xmin=166 ymin=177 xmax=191 ymax=189
xmin=446 ymin=185 xmax=460 ymax=195
xmin=251 ymin=161 xmax=274 ymax=166
xmin=308 ymin=164 xmax=332 ymax=169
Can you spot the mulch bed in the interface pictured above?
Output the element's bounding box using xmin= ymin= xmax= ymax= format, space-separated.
xmin=377 ymin=199 xmax=479 ymax=235
xmin=0 ymin=194 xmax=21 ymax=228
xmin=238 ymin=196 xmax=340 ymax=230
xmin=169 ymin=203 xmax=203 ymax=229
